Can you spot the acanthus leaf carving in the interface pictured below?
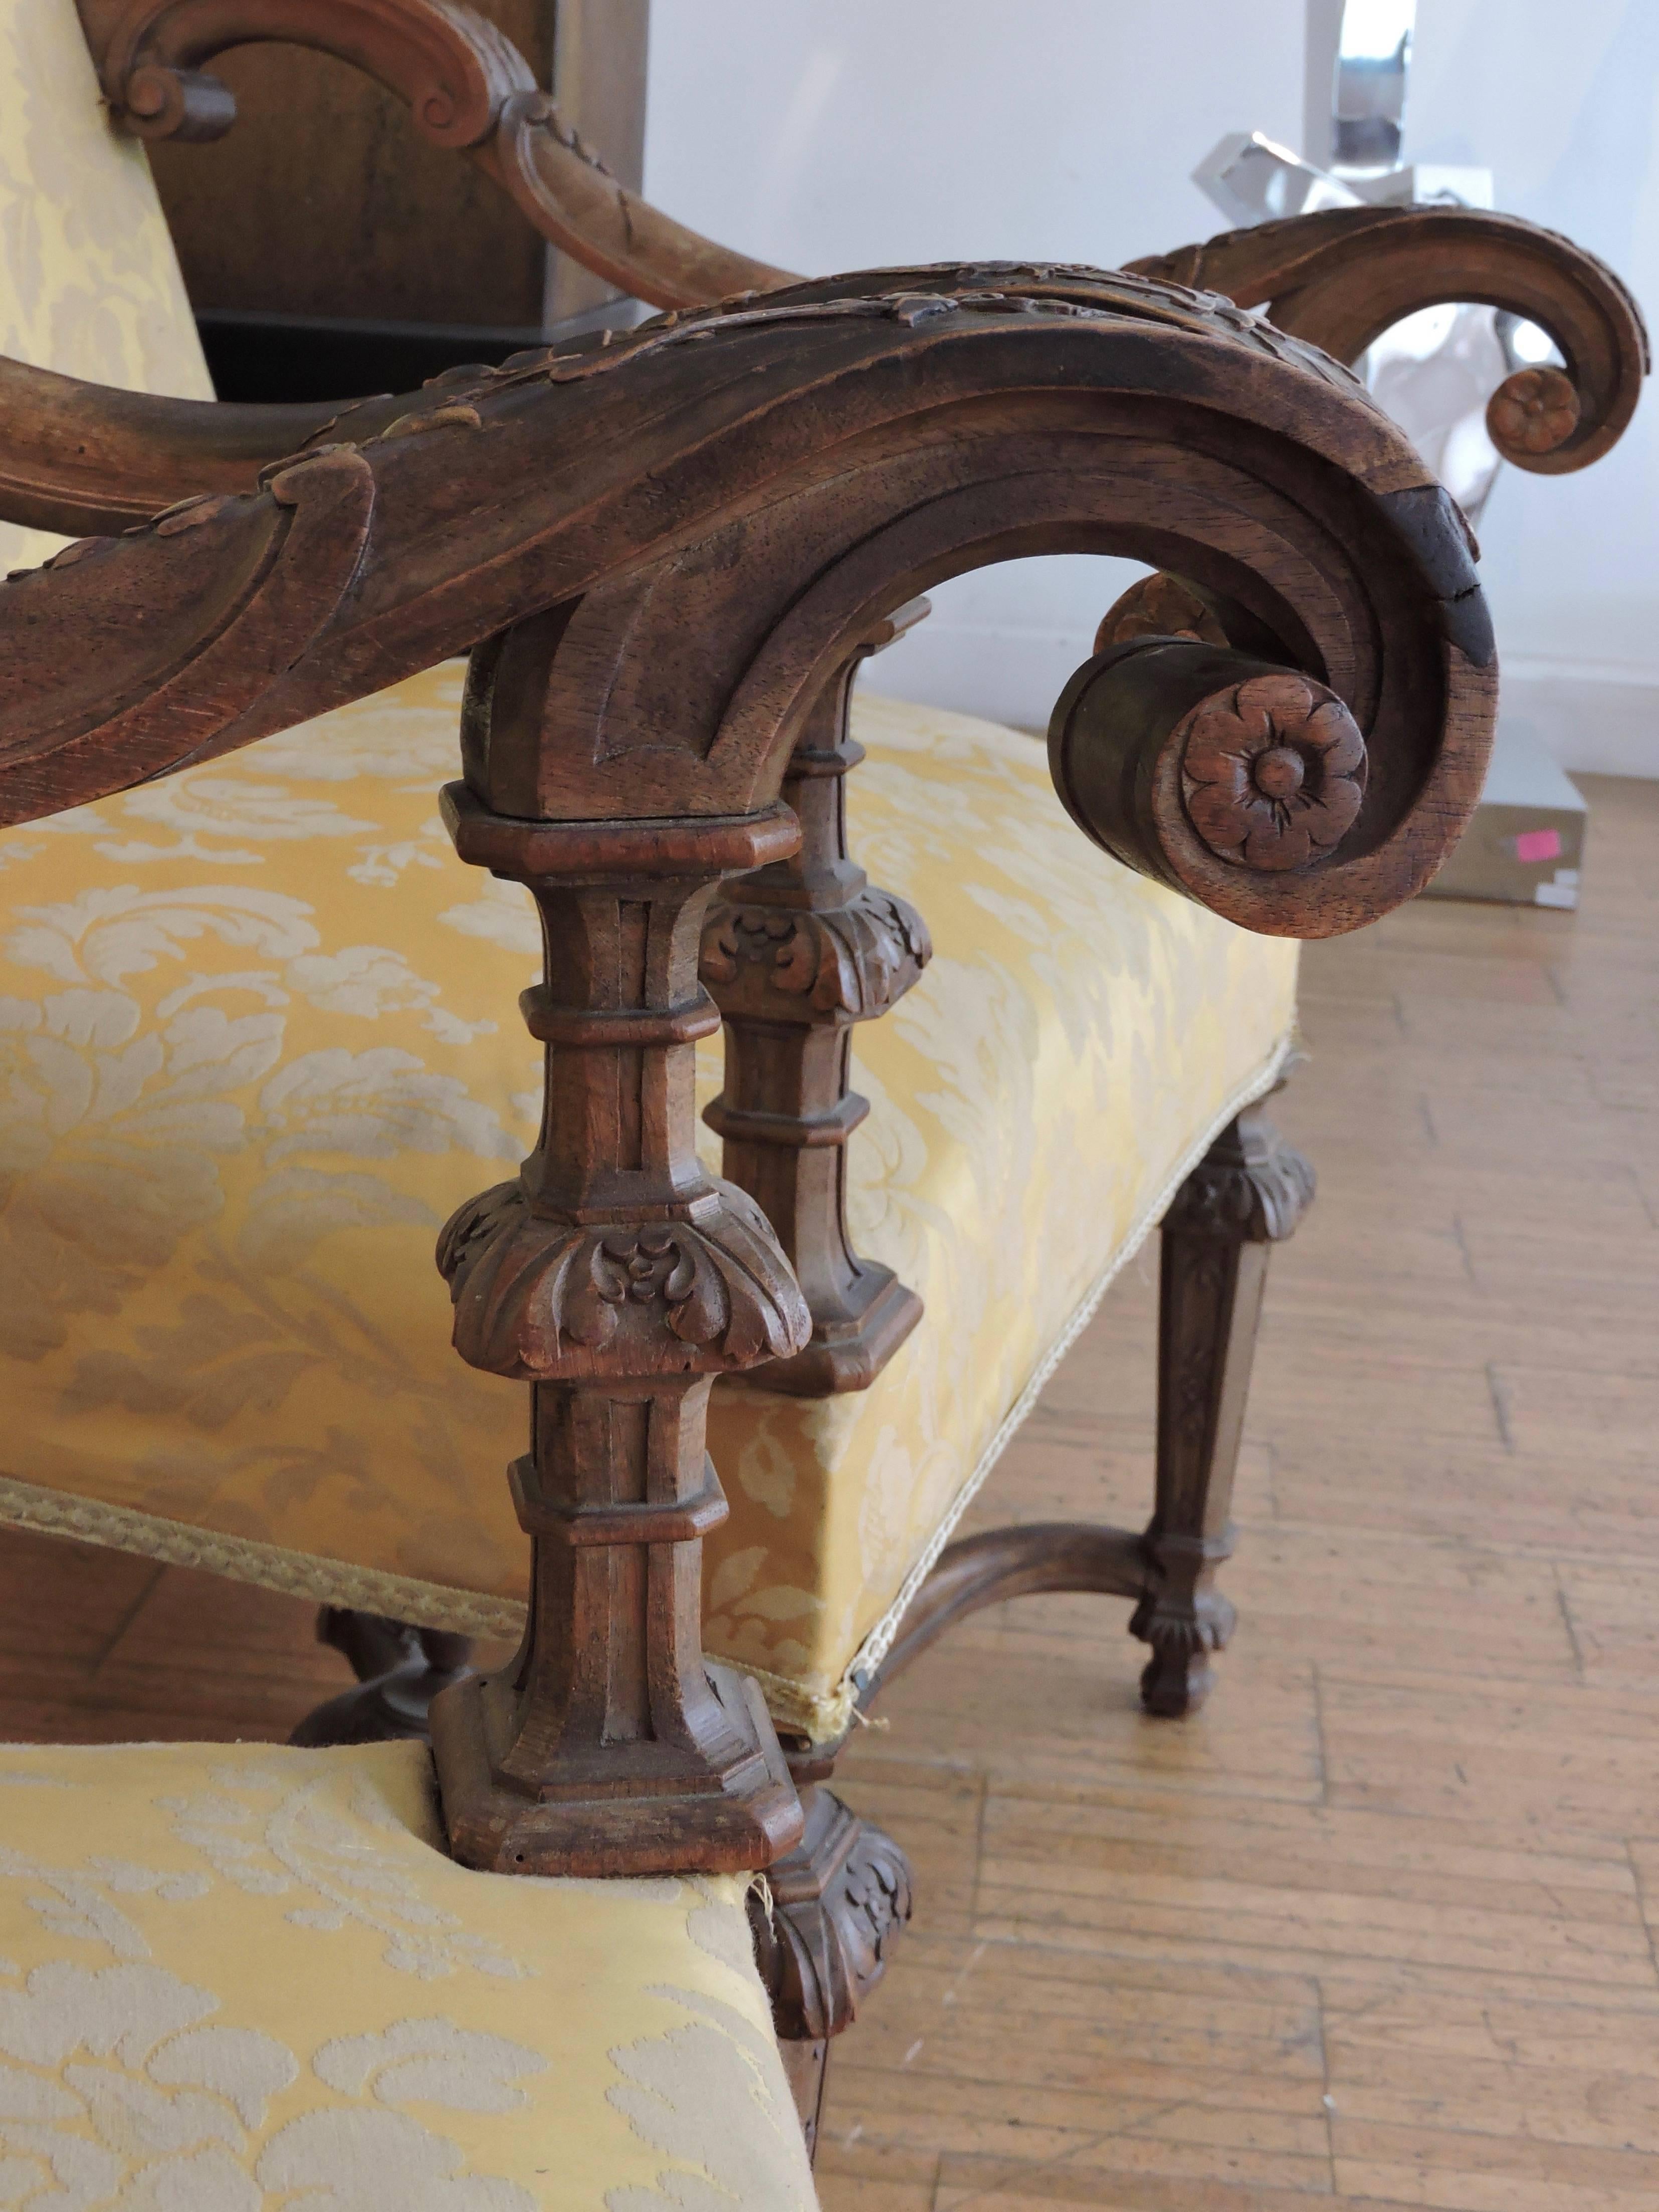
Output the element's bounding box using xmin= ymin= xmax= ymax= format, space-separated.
xmin=1162 ymin=1112 xmax=1315 ymax=1245
xmin=700 ymin=887 xmax=931 ymax=1021
xmin=436 ymin=1179 xmax=809 ymax=1381
xmin=746 ymin=1790 xmax=913 ymax=2044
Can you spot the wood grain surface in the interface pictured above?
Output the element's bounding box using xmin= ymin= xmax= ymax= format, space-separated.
xmin=5 ymin=774 xmax=1655 ymax=2203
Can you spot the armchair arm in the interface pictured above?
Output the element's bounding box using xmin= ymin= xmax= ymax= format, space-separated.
xmin=0 ymin=267 xmax=1495 ymax=1867
xmin=0 ymin=267 xmax=1493 ymax=928
xmin=1127 ymin=205 xmax=1649 ymax=477
xmin=86 ymin=0 xmax=1649 ymax=480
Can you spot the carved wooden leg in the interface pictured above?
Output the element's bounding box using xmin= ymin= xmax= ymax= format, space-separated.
xmin=1132 ymin=1102 xmax=1314 ymax=1715
xmin=702 ymin=607 xmax=931 ymax=1394
xmin=748 ymin=1780 xmax=914 ymax=2163
xmin=427 ymin=780 xmax=809 ymax=1876
xmin=290 ymin=1608 xmax=473 ymax=1747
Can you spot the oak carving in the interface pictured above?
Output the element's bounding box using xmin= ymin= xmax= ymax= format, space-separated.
xmin=700 ymin=605 xmax=933 ymax=1391
xmin=19 ymin=3 xmax=1645 ymax=2098
xmin=75 ymin=0 xmax=789 ymax=306
xmin=0 ymin=263 xmax=1500 ymax=1874
xmin=1178 ymin=672 xmax=1367 ymax=872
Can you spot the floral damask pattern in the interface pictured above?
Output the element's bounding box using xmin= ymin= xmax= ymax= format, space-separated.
xmin=0 ymin=669 xmax=1297 ymax=1733
xmin=0 ymin=0 xmax=214 ymax=575
xmin=0 ymin=1740 xmax=816 ymax=2209
xmin=0 ymin=667 xmax=540 ymax=1621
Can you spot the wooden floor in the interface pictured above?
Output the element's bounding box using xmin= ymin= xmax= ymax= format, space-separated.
xmin=2 ymin=776 xmax=1655 ymax=2209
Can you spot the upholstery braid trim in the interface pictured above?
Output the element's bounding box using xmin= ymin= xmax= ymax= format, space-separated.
xmin=734 ymin=1021 xmax=1300 ymax=1743
xmin=0 ymin=1477 xmax=526 ymax=1638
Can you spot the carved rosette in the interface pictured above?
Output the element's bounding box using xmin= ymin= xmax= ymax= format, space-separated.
xmin=701 ymin=887 xmax=931 ymax=1019
xmin=1487 ymin=365 xmax=1581 ymax=460
xmin=747 ymin=1788 xmax=914 ymax=2045
xmin=437 ymin=1178 xmax=809 ymax=1380
xmin=1179 ymin=674 xmax=1367 ymax=872
xmin=1162 ymin=1110 xmax=1316 ymax=1245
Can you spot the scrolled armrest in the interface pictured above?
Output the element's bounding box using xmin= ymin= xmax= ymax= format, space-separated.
xmin=0 ymin=266 xmax=1495 ymax=937
xmin=1051 ymin=641 xmax=1378 ymax=934
xmin=1128 ymin=204 xmax=1649 ymax=477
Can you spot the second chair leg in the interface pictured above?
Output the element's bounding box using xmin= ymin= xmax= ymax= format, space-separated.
xmin=1131 ymin=1101 xmax=1314 ymax=1716
xmin=290 ymin=1608 xmax=474 ymax=1746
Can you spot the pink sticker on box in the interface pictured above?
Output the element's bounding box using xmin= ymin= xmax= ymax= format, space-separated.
xmin=1513 ymin=827 xmax=1562 ymax=863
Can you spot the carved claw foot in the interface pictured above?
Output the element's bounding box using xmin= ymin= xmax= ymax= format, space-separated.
xmin=289 ymin=1607 xmax=474 ymax=1747
xmin=748 ymin=1784 xmax=913 ymax=2157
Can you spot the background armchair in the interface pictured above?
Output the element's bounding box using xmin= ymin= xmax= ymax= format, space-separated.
xmin=0 ymin=0 xmax=1642 ymax=2153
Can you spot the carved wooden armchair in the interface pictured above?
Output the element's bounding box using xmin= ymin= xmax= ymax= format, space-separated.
xmin=0 ymin=0 xmax=1644 ymax=2155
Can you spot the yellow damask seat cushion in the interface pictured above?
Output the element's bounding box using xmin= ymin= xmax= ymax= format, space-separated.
xmin=0 ymin=668 xmax=1297 ymax=1740
xmin=0 ymin=1737 xmax=815 ymax=2209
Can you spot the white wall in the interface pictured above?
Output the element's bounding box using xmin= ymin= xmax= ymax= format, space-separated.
xmin=646 ymin=1 xmax=1659 ymax=771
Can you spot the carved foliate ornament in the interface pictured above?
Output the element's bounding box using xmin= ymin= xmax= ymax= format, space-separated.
xmin=1161 ymin=1109 xmax=1316 ymax=1246
xmin=701 ymin=888 xmax=931 ymax=1019
xmin=747 ymin=1788 xmax=913 ymax=2044
xmin=438 ymin=1180 xmax=809 ymax=1381
xmin=1178 ymin=673 xmax=1367 ymax=873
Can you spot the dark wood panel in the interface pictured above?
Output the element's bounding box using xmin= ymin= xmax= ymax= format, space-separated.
xmin=145 ymin=0 xmax=649 ymax=335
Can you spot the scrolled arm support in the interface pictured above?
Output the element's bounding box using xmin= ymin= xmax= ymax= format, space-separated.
xmin=1128 ymin=204 xmax=1648 ymax=477
xmin=0 ymin=265 xmax=1503 ymax=1861
xmin=1049 ymin=639 xmax=1373 ymax=929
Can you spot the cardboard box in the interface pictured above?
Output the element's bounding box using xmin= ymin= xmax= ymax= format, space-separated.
xmin=1420 ymin=719 xmax=1586 ymax=910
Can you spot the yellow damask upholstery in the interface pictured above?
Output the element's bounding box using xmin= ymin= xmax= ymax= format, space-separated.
xmin=0 ymin=1738 xmax=816 ymax=2209
xmin=0 ymin=0 xmax=214 ymax=576
xmin=0 ymin=668 xmax=1299 ymax=1739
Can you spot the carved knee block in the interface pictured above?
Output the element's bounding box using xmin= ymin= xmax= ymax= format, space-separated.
xmin=1133 ymin=1103 xmax=1314 ymax=1716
